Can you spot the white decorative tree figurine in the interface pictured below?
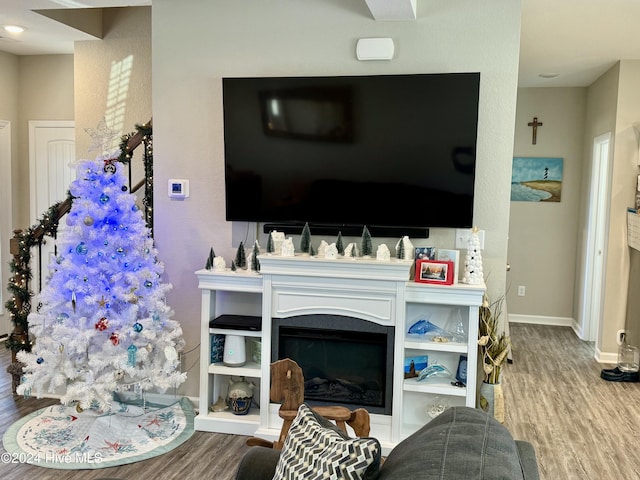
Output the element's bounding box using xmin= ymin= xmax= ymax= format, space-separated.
xmin=17 ymin=156 xmax=186 ymax=410
xmin=462 ymin=227 xmax=484 ymax=284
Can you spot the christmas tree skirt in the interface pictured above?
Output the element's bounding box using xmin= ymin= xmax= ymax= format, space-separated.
xmin=2 ymin=396 xmax=194 ymax=469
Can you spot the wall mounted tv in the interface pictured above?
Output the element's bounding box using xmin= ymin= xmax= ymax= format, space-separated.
xmin=222 ymin=73 xmax=480 ymax=237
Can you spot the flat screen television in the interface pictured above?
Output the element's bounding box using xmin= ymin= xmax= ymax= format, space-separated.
xmin=222 ymin=73 xmax=480 ymax=237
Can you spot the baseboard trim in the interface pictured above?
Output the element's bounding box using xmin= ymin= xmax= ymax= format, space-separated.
xmin=508 ymin=314 xmax=574 ymax=327
xmin=594 ymin=348 xmax=618 ymax=365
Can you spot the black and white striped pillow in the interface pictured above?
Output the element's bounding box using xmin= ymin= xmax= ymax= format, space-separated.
xmin=273 ymin=403 xmax=381 ymax=480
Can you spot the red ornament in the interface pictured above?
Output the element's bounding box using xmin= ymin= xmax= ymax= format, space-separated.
xmin=110 ymin=332 xmax=120 ymax=345
xmin=103 ymin=158 xmax=117 ymax=174
xmin=95 ymin=317 xmax=109 ymax=331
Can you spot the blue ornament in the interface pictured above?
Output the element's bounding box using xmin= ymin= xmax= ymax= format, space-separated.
xmin=133 ymin=322 xmax=143 ymax=333
xmin=127 ymin=344 xmax=138 ymax=367
xmin=100 ymin=193 xmax=110 ymax=204
xmin=36 ymin=357 xmax=44 ymax=364
xmin=144 ymin=280 xmax=153 ymax=288
xmin=57 ymin=312 xmax=69 ymax=323
xmin=152 ymin=312 xmax=160 ymax=322
xmin=132 ymin=205 xmax=139 ymax=212
xmin=76 ymin=242 xmax=88 ymax=255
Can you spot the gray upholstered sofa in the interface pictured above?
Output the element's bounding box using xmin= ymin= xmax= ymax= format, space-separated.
xmin=235 ymin=406 xmax=539 ymax=480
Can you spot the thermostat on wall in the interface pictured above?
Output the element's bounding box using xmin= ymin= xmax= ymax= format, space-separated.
xmin=168 ymin=179 xmax=189 ymax=199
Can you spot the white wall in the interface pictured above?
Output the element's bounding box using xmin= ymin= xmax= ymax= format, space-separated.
xmin=152 ymin=0 xmax=522 ymax=397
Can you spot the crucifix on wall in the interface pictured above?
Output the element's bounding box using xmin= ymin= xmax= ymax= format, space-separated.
xmin=527 ymin=117 xmax=543 ymax=145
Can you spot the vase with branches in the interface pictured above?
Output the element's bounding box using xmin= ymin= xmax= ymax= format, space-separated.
xmin=478 ymin=294 xmax=510 ymax=384
xmin=477 ymin=293 xmax=510 ymax=422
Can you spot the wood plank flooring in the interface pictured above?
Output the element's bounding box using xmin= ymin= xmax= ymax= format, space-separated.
xmin=2 ymin=324 xmax=638 ymax=479
xmin=503 ymin=323 xmax=640 ymax=480
xmin=0 ymin=345 xmax=251 ymax=480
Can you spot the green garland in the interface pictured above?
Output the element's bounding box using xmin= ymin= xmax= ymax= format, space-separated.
xmin=5 ymin=124 xmax=153 ymax=354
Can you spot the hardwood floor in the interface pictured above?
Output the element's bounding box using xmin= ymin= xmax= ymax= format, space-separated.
xmin=503 ymin=323 xmax=640 ymax=480
xmin=2 ymin=324 xmax=639 ymax=479
xmin=0 ymin=345 xmax=251 ymax=480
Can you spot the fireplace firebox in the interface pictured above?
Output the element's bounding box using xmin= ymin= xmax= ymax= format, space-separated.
xmin=272 ymin=314 xmax=394 ymax=415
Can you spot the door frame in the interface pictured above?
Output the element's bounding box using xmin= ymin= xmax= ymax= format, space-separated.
xmin=579 ymin=132 xmax=612 ymax=343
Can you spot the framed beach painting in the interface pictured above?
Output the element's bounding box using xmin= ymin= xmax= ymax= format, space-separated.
xmin=511 ymin=157 xmax=563 ymax=202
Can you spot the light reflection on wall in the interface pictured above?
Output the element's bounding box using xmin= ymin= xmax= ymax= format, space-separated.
xmin=105 ymin=54 xmax=133 ymax=138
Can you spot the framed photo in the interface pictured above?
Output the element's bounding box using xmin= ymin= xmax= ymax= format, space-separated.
xmin=415 ymin=246 xmax=436 ymax=261
xmin=511 ymin=157 xmax=563 ymax=202
xmin=404 ymin=355 xmax=428 ymax=379
xmin=415 ymin=259 xmax=454 ymax=285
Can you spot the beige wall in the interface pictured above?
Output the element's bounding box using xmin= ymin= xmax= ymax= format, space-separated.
xmin=152 ymin=0 xmax=522 ymax=398
xmin=620 ymin=62 xmax=640 ymax=350
xmin=601 ymin=61 xmax=640 ymax=355
xmin=0 ymin=51 xmax=19 ymax=337
xmin=508 ymin=88 xmax=586 ymax=321
xmin=509 ymin=64 xmax=640 ymax=359
xmin=577 ymin=65 xmax=619 ymax=357
xmin=16 ymin=55 xmax=75 ymax=228
xmin=75 ymin=6 xmax=151 ymax=182
xmin=0 ymin=52 xmax=73 ymax=337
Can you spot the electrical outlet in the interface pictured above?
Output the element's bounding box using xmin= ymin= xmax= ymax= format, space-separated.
xmin=455 ymin=229 xmax=485 ymax=249
xmin=517 ymin=285 xmax=526 ymax=297
xmin=617 ymin=329 xmax=626 ymax=346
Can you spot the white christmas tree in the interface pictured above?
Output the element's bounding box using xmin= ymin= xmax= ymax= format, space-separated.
xmin=17 ymin=156 xmax=186 ymax=410
xmin=462 ymin=227 xmax=484 ymax=285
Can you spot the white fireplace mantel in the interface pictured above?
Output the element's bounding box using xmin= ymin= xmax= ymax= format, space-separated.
xmin=195 ymin=254 xmax=485 ymax=451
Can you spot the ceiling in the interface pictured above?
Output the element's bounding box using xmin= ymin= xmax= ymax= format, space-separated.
xmin=1 ymin=0 xmax=639 ymax=88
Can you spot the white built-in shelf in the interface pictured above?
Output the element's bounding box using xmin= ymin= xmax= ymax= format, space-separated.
xmin=403 ymin=377 xmax=467 ymax=397
xmin=404 ymin=338 xmax=468 ymax=353
xmin=195 ymin=408 xmax=260 ymax=436
xmin=195 ymin=256 xmax=485 ymax=449
xmin=209 ymin=328 xmax=262 ymax=338
xmin=208 ymin=362 xmax=261 ymax=377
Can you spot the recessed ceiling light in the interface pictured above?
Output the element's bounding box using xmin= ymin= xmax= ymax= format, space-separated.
xmin=538 ymin=73 xmax=560 ymax=79
xmin=3 ymin=25 xmax=26 ymax=34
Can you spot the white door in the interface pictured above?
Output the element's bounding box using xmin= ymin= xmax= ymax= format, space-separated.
xmin=578 ymin=132 xmax=611 ymax=342
xmin=29 ymin=121 xmax=76 ymax=293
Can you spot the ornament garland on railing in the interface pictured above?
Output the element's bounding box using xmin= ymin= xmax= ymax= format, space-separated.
xmin=4 ymin=121 xmax=153 ymax=357
xmin=4 ymin=198 xmax=72 ymax=353
xmin=119 ymin=122 xmax=154 ymax=235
